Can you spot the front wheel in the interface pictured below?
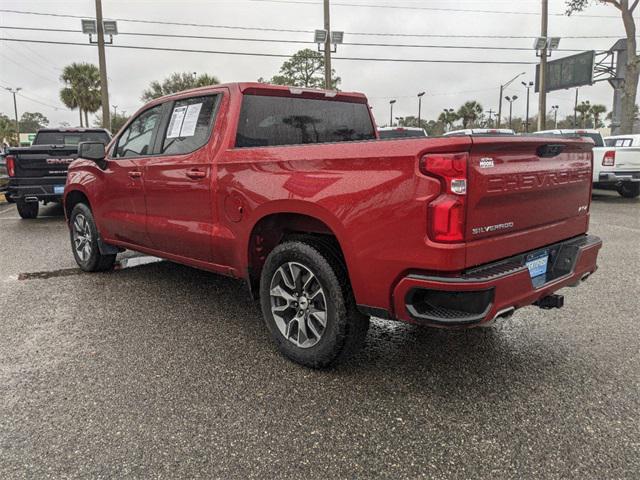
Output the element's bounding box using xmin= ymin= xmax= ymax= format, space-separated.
xmin=617 ymin=183 xmax=640 ymax=199
xmin=260 ymin=240 xmax=370 ymax=368
xmin=69 ymin=203 xmax=116 ymax=272
xmin=16 ymin=200 xmax=38 ymax=219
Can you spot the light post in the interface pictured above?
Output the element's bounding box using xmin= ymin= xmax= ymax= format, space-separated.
xmin=497 ymin=72 xmax=525 ymax=128
xmin=521 ymin=81 xmax=534 ymax=132
xmin=389 ymin=99 xmax=396 ymax=127
xmin=417 ymin=91 xmax=425 ymax=128
xmin=552 ymin=105 xmax=559 ymax=128
xmin=5 ymin=87 xmax=21 ymax=144
xmin=505 ymin=95 xmax=518 ymax=129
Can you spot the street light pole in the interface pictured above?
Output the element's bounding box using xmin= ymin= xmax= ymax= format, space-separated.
xmin=522 ymin=81 xmax=533 ymax=132
xmin=574 ymin=88 xmax=579 ymax=128
xmin=323 ymin=0 xmax=332 ymax=89
xmin=5 ymin=87 xmax=21 ymax=144
xmin=95 ymin=0 xmax=111 ymax=129
xmin=497 ymin=72 xmax=525 ymax=128
xmin=389 ymin=99 xmax=396 ymax=127
xmin=505 ymin=95 xmax=518 ymax=129
xmin=417 ymin=91 xmax=425 ymax=127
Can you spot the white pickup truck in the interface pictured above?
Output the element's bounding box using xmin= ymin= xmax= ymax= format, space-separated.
xmin=535 ymin=129 xmax=640 ymax=198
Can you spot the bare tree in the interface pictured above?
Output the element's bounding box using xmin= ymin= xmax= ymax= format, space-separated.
xmin=566 ymin=0 xmax=639 ymax=133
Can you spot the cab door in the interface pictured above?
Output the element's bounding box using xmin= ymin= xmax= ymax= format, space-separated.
xmin=143 ymin=94 xmax=222 ymax=262
xmin=97 ymin=104 xmax=165 ymax=247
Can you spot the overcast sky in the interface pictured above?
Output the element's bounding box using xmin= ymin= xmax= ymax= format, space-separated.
xmin=0 ymin=0 xmax=629 ymax=129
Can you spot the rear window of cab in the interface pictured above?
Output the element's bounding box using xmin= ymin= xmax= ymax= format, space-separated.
xmin=235 ymin=94 xmax=376 ymax=148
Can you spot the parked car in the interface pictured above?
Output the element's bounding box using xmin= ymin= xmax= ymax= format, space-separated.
xmin=443 ymin=128 xmax=515 ymax=136
xmin=64 ymin=82 xmax=602 ymax=368
xmin=378 ymin=127 xmax=427 ymax=139
xmin=6 ymin=128 xmax=111 ymax=218
xmin=534 ymin=129 xmax=640 ymax=198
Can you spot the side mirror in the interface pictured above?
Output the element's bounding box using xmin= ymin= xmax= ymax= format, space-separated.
xmin=78 ymin=141 xmax=107 ymax=169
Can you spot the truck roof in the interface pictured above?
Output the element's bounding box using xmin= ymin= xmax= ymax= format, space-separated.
xmin=36 ymin=127 xmax=111 ymax=133
xmin=154 ymin=82 xmax=369 ymax=104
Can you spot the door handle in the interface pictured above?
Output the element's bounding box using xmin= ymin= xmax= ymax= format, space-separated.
xmin=127 ymin=171 xmax=142 ymax=179
xmin=186 ymin=169 xmax=207 ymax=179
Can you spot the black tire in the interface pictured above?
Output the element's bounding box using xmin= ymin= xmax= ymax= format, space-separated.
xmin=617 ymin=183 xmax=640 ymax=199
xmin=260 ymin=239 xmax=370 ymax=368
xmin=69 ymin=203 xmax=116 ymax=272
xmin=16 ymin=200 xmax=38 ymax=219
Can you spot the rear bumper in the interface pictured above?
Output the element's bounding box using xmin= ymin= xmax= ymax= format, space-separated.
xmin=596 ymin=170 xmax=640 ymax=184
xmin=8 ymin=177 xmax=66 ymax=202
xmin=391 ymin=234 xmax=602 ymax=327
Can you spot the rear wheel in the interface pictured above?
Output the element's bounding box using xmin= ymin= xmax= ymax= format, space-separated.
xmin=260 ymin=240 xmax=370 ymax=368
xmin=69 ymin=203 xmax=116 ymax=272
xmin=16 ymin=200 xmax=38 ymax=219
xmin=617 ymin=183 xmax=640 ymax=198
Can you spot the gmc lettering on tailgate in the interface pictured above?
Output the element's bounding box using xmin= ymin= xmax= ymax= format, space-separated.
xmin=487 ymin=168 xmax=591 ymax=193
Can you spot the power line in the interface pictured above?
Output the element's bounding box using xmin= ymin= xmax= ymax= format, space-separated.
xmin=0 ymin=9 xmax=625 ymax=40
xmin=0 ymin=37 xmax=538 ymax=65
xmin=248 ymin=0 xmax=619 ymax=18
xmin=0 ymin=26 xmax=596 ymax=53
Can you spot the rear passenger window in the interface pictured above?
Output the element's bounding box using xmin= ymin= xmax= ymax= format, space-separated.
xmin=161 ymin=95 xmax=218 ymax=155
xmin=115 ymin=105 xmax=162 ymax=158
xmin=235 ymin=95 xmax=376 ymax=148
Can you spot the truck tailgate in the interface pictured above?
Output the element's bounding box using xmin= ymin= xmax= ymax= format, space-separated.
xmin=465 ymin=137 xmax=592 ymax=263
xmin=14 ymin=146 xmax=78 ymax=178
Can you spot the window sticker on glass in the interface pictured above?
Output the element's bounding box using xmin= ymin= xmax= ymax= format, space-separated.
xmin=180 ymin=103 xmax=203 ymax=137
xmin=167 ymin=106 xmax=188 ymax=138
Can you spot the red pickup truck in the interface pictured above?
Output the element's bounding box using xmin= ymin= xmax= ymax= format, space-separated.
xmin=64 ymin=83 xmax=602 ymax=368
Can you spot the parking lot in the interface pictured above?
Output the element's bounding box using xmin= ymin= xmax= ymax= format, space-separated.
xmin=0 ymin=192 xmax=638 ymax=479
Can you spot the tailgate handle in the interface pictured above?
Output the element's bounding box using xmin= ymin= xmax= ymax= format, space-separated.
xmin=537 ymin=144 xmax=565 ymax=158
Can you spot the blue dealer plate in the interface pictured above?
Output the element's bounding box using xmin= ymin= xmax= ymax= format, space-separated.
xmin=526 ymin=250 xmax=549 ymax=279
xmin=54 ymin=186 xmax=65 ymax=195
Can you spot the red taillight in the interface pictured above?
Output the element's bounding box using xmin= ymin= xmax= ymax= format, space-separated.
xmin=420 ymin=152 xmax=468 ymax=243
xmin=602 ymin=150 xmax=616 ymax=166
xmin=6 ymin=155 xmax=15 ymax=177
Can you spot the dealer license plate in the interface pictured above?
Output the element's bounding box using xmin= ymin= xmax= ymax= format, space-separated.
xmin=526 ymin=250 xmax=549 ymax=279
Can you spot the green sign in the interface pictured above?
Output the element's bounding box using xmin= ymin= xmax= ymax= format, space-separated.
xmin=535 ymin=51 xmax=595 ymax=93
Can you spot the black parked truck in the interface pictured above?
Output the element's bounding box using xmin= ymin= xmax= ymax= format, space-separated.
xmin=5 ymin=128 xmax=111 ymax=218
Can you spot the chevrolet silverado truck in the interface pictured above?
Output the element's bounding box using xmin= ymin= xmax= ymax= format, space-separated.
xmin=6 ymin=128 xmax=111 ymax=218
xmin=63 ymin=83 xmax=602 ymax=368
xmin=535 ymin=129 xmax=640 ymax=198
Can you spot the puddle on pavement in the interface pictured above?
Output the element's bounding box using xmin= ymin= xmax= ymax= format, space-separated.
xmin=16 ymin=255 xmax=165 ymax=281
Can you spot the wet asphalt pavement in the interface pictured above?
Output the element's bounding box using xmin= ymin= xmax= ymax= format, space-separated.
xmin=0 ymin=192 xmax=638 ymax=479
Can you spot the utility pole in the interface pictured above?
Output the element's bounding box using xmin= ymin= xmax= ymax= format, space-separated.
xmin=95 ymin=0 xmax=111 ymax=129
xmin=323 ymin=0 xmax=332 ymax=89
xmin=5 ymin=87 xmax=21 ymax=144
xmin=487 ymin=109 xmax=495 ymax=127
xmin=552 ymin=105 xmax=559 ymax=128
xmin=537 ymin=0 xmax=548 ymax=131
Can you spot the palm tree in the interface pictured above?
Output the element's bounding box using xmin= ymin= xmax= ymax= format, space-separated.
xmin=60 ymin=63 xmax=102 ymax=127
xmin=589 ymin=104 xmax=607 ymax=129
xmin=438 ymin=109 xmax=459 ymax=132
xmin=457 ymin=101 xmax=483 ymax=128
xmin=575 ymin=101 xmax=592 ymax=128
